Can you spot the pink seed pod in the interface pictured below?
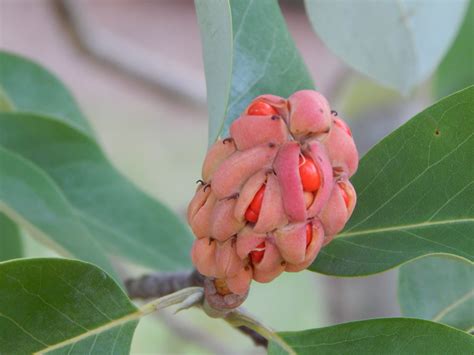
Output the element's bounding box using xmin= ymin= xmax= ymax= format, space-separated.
xmin=253 ymin=172 xmax=288 ymax=233
xmin=251 ymin=239 xmax=286 ymax=283
xmin=188 ymin=90 xmax=359 ymax=297
xmin=210 ymin=198 xmax=245 ymax=242
xmin=320 ymin=179 xmax=357 ymax=237
xmin=215 ymin=238 xmax=243 ymax=279
xmin=304 ymin=140 xmax=334 ymax=217
xmin=202 ymin=139 xmax=236 ymax=182
xmin=285 ymin=221 xmax=325 ymax=272
xmin=211 ymin=143 xmax=278 ymax=199
xmin=191 ymin=238 xmax=217 ymax=276
xmin=288 ymin=90 xmax=332 ymax=139
xmin=187 ymin=183 xmax=211 ymax=225
xmin=226 ymin=264 xmax=253 ymax=295
xmin=235 ymin=226 xmax=266 ymax=260
xmin=322 ymin=117 xmax=359 ymax=177
xmin=245 ymin=94 xmax=290 ymax=119
xmin=274 ymin=141 xmax=307 ymax=222
xmin=274 ymin=222 xmax=308 ymax=264
xmin=234 ymin=170 xmax=268 ymax=222
xmin=230 ymin=114 xmax=288 ymax=151
xmin=189 ymin=190 xmax=216 ymax=239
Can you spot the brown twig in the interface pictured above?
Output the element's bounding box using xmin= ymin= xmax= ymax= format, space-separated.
xmin=125 ymin=269 xmax=204 ymax=299
xmin=125 ymin=270 xmax=269 ymax=349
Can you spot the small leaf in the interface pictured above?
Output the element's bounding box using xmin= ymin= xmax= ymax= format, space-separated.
xmin=0 ymin=212 xmax=22 ymax=261
xmin=310 ymin=86 xmax=474 ymax=276
xmin=434 ymin=0 xmax=474 ymax=98
xmin=399 ymin=255 xmax=474 ymax=331
xmin=0 ymin=258 xmax=138 ymax=354
xmin=304 ymin=0 xmax=469 ymax=93
xmin=0 ymin=147 xmax=116 ymax=279
xmin=196 ymin=0 xmax=313 ymax=146
xmin=0 ymin=51 xmax=94 ymax=137
xmin=0 ymin=113 xmax=193 ymax=271
xmin=268 ymin=318 xmax=474 ymax=355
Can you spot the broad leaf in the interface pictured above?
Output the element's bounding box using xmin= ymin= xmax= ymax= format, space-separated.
xmin=434 ymin=0 xmax=474 ymax=98
xmin=0 ymin=258 xmax=138 ymax=354
xmin=399 ymin=255 xmax=474 ymax=331
xmin=0 ymin=212 xmax=22 ymax=261
xmin=196 ymin=0 xmax=313 ymax=145
xmin=268 ymin=318 xmax=474 ymax=355
xmin=304 ymin=0 xmax=468 ymax=93
xmin=310 ymin=86 xmax=474 ymax=276
xmin=0 ymin=147 xmax=116 ymax=278
xmin=0 ymin=51 xmax=93 ymax=137
xmin=0 ymin=113 xmax=193 ymax=271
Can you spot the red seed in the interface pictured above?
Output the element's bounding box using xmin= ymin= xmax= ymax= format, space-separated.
xmin=245 ymin=185 xmax=265 ymax=223
xmin=250 ymin=241 xmax=266 ymax=264
xmin=299 ymin=155 xmax=321 ymax=192
xmin=306 ymin=223 xmax=312 ymax=248
xmin=244 ymin=208 xmax=259 ymax=223
xmin=334 ymin=118 xmax=352 ymax=137
xmin=247 ymin=101 xmax=278 ymax=116
xmin=249 ymin=185 xmax=265 ymax=212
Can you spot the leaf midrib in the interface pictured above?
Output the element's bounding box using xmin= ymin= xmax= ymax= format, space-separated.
xmin=338 ymin=218 xmax=474 ymax=238
xmin=432 ymin=289 xmax=474 ymax=323
xmin=35 ymin=310 xmax=139 ymax=354
xmin=33 ymin=287 xmax=200 ymax=354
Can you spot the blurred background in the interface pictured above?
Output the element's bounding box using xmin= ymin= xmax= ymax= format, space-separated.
xmin=0 ymin=0 xmax=469 ymax=354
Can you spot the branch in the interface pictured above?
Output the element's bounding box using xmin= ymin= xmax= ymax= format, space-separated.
xmin=55 ymin=0 xmax=206 ymax=104
xmin=125 ymin=270 xmax=270 ymax=349
xmin=226 ymin=308 xmax=295 ymax=354
xmin=125 ymin=269 xmax=204 ymax=299
xmin=236 ymin=324 xmax=268 ymax=348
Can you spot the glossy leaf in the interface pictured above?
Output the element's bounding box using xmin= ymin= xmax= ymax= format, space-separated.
xmin=304 ymin=0 xmax=468 ymax=93
xmin=0 ymin=258 xmax=138 ymax=354
xmin=0 ymin=51 xmax=93 ymax=137
xmin=399 ymin=255 xmax=474 ymax=331
xmin=0 ymin=212 xmax=22 ymax=261
xmin=0 ymin=147 xmax=116 ymax=278
xmin=310 ymin=86 xmax=474 ymax=276
xmin=0 ymin=112 xmax=193 ymax=271
xmin=196 ymin=0 xmax=314 ymax=145
xmin=268 ymin=318 xmax=474 ymax=355
xmin=434 ymin=0 xmax=474 ymax=98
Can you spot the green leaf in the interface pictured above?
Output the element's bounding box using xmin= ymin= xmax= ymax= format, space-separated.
xmin=434 ymin=0 xmax=474 ymax=98
xmin=399 ymin=255 xmax=474 ymax=331
xmin=0 ymin=258 xmax=138 ymax=354
xmin=310 ymin=86 xmax=474 ymax=276
xmin=195 ymin=0 xmax=233 ymax=147
xmin=196 ymin=0 xmax=314 ymax=145
xmin=0 ymin=51 xmax=94 ymax=137
xmin=268 ymin=318 xmax=474 ymax=355
xmin=0 ymin=147 xmax=116 ymax=278
xmin=304 ymin=0 xmax=469 ymax=93
xmin=0 ymin=212 xmax=22 ymax=261
xmin=0 ymin=112 xmax=193 ymax=271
